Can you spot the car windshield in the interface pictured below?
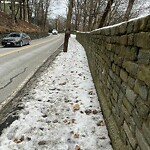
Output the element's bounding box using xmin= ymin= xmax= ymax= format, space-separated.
xmin=8 ymin=33 xmax=21 ymax=37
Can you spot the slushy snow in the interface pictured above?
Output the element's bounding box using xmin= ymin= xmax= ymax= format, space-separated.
xmin=0 ymin=35 xmax=113 ymax=150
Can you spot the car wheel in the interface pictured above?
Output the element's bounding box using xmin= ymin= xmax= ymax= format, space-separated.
xmin=20 ymin=41 xmax=23 ymax=47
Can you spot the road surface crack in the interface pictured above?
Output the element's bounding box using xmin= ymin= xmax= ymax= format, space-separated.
xmin=0 ymin=67 xmax=27 ymax=90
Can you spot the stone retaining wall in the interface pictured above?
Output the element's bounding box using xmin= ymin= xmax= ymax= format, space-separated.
xmin=76 ymin=15 xmax=150 ymax=150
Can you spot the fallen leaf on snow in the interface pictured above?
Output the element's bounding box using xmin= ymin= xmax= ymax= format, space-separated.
xmin=85 ymin=109 xmax=92 ymax=115
xmin=73 ymin=104 xmax=80 ymax=112
xmin=13 ymin=135 xmax=24 ymax=144
xmin=38 ymin=140 xmax=47 ymax=145
xmin=75 ymin=145 xmax=80 ymax=150
xmin=88 ymin=91 xmax=94 ymax=95
xmin=63 ymin=119 xmax=68 ymax=123
xmin=74 ymin=134 xmax=79 ymax=138
xmin=59 ymin=82 xmax=66 ymax=85
xmin=53 ymin=119 xmax=58 ymax=123
xmin=93 ymin=109 xmax=98 ymax=114
xmin=97 ymin=120 xmax=105 ymax=126
xmin=80 ymin=111 xmax=84 ymax=114
xmin=72 ymin=119 xmax=76 ymax=123
xmin=14 ymin=139 xmax=22 ymax=144
xmin=64 ymin=99 xmax=70 ymax=103
xmin=26 ymin=137 xmax=31 ymax=141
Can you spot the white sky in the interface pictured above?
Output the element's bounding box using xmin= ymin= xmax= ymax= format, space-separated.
xmin=50 ymin=0 xmax=67 ymax=18
xmin=0 ymin=35 xmax=112 ymax=150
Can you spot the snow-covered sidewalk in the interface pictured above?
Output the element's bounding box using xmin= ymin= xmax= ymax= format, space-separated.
xmin=0 ymin=35 xmax=113 ymax=150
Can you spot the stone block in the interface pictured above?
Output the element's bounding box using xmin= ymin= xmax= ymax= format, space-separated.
xmin=136 ymin=127 xmax=150 ymax=150
xmin=106 ymin=36 xmax=111 ymax=43
xmin=142 ymin=123 xmax=150 ymax=145
xmin=127 ymin=76 xmax=135 ymax=89
xmin=104 ymin=28 xmax=110 ymax=35
xmin=127 ymin=21 xmax=134 ymax=34
xmin=115 ymin=56 xmax=124 ymax=67
xmin=112 ymin=63 xmax=116 ymax=72
xmin=129 ymin=117 xmax=136 ymax=136
xmin=128 ymin=33 xmax=134 ymax=46
xmin=113 ymin=89 xmax=118 ymax=102
xmin=120 ymin=69 xmax=128 ymax=82
xmin=136 ymin=97 xmax=150 ymax=119
xmin=115 ymin=65 xmax=120 ymax=76
xmin=111 ymin=27 xmax=116 ymax=36
xmin=138 ymin=49 xmax=150 ymax=64
xmin=123 ymin=61 xmax=138 ymax=78
xmin=106 ymin=43 xmax=112 ymax=51
xmin=114 ymin=83 xmax=120 ymax=94
xmin=115 ymin=26 xmax=120 ymax=35
xmin=147 ymin=15 xmax=150 ymax=30
xmin=111 ymin=36 xmax=116 ymax=44
xmin=116 ymin=36 xmax=119 ymax=44
xmin=134 ymin=32 xmax=150 ymax=49
xmin=119 ymin=46 xmax=137 ymax=61
xmin=119 ymin=35 xmax=128 ymax=45
xmin=133 ymin=16 xmax=149 ymax=32
xmin=119 ymin=22 xmax=127 ymax=35
xmin=126 ymin=47 xmax=138 ymax=61
xmin=133 ymin=109 xmax=143 ymax=129
xmin=123 ymin=105 xmax=130 ymax=124
xmin=115 ymin=74 xmax=122 ymax=86
xmin=137 ymin=65 xmax=150 ymax=86
xmin=134 ymin=79 xmax=148 ymax=100
xmin=123 ymin=121 xmax=137 ymax=149
xmin=123 ymin=96 xmax=133 ymax=114
xmin=114 ymin=45 xmax=120 ymax=54
xmin=126 ymin=86 xmax=137 ymax=105
xmin=118 ymin=91 xmax=123 ymax=114
xmin=121 ymin=82 xmax=127 ymax=94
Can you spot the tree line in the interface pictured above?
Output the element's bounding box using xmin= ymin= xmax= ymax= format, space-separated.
xmin=71 ymin=0 xmax=150 ymax=31
xmin=0 ymin=0 xmax=52 ymax=31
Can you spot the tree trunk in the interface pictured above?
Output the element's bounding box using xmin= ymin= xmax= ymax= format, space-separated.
xmin=124 ymin=0 xmax=135 ymax=21
xmin=88 ymin=0 xmax=94 ymax=31
xmin=98 ymin=0 xmax=114 ymax=28
xmin=23 ymin=0 xmax=26 ymax=21
xmin=11 ymin=0 xmax=15 ymax=24
xmin=63 ymin=0 xmax=73 ymax=52
xmin=0 ymin=0 xmax=2 ymax=11
xmin=3 ymin=0 xmax=6 ymax=12
xmin=82 ymin=0 xmax=87 ymax=31
xmin=43 ymin=3 xmax=49 ymax=31
xmin=26 ymin=0 xmax=29 ymax=22
xmin=19 ymin=0 xmax=22 ymax=20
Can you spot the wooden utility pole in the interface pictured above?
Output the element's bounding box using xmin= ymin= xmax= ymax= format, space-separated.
xmin=63 ymin=0 xmax=73 ymax=52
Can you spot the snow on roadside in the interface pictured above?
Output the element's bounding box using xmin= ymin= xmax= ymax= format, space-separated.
xmin=0 ymin=35 xmax=113 ymax=150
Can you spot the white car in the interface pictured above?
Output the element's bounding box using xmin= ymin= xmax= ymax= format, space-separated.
xmin=52 ymin=29 xmax=58 ymax=35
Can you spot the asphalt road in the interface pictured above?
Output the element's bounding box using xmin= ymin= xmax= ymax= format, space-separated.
xmin=0 ymin=34 xmax=64 ymax=107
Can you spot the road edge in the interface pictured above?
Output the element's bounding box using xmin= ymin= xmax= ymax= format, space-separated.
xmin=0 ymin=43 xmax=64 ymax=112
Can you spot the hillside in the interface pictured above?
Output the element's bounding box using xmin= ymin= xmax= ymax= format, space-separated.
xmin=0 ymin=12 xmax=40 ymax=33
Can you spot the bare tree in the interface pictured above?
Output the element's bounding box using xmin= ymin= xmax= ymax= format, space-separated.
xmin=98 ymin=0 xmax=114 ymax=28
xmin=11 ymin=0 xmax=15 ymax=24
xmin=124 ymin=0 xmax=135 ymax=21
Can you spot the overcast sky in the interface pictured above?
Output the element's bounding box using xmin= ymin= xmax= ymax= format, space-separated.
xmin=49 ymin=0 xmax=68 ymax=18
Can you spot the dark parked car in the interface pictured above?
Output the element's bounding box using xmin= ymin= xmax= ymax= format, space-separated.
xmin=1 ymin=32 xmax=31 ymax=47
